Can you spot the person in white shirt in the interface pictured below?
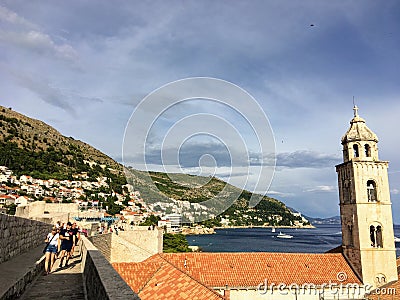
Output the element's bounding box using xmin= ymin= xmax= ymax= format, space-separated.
xmin=44 ymin=227 xmax=60 ymax=275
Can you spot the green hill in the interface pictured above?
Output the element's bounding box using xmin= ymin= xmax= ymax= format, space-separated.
xmin=0 ymin=105 xmax=309 ymax=226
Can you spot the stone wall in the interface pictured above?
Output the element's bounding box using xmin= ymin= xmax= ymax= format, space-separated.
xmin=89 ymin=233 xmax=112 ymax=261
xmin=81 ymin=236 xmax=139 ymax=300
xmin=88 ymin=227 xmax=163 ymax=263
xmin=15 ymin=201 xmax=80 ymax=224
xmin=111 ymin=228 xmax=163 ymax=263
xmin=0 ymin=213 xmax=51 ymax=264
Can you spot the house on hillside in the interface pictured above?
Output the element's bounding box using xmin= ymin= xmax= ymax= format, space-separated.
xmin=0 ymin=194 xmax=16 ymax=206
xmin=15 ymin=196 xmax=29 ymax=206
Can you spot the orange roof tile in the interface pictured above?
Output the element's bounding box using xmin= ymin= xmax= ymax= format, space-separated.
xmin=114 ymin=252 xmax=361 ymax=300
xmin=113 ymin=257 xmax=224 ymax=300
xmin=160 ymin=252 xmax=361 ymax=288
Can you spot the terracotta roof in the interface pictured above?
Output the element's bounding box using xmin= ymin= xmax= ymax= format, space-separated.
xmin=113 ymin=252 xmax=361 ymax=300
xmin=160 ymin=252 xmax=361 ymax=287
xmin=113 ymin=257 xmax=224 ymax=300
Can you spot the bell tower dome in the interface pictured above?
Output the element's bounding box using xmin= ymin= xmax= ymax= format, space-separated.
xmin=341 ymin=105 xmax=379 ymax=162
xmin=336 ymin=106 xmax=397 ymax=289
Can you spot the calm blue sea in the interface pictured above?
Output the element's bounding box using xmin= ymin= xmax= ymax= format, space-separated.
xmin=187 ymin=224 xmax=400 ymax=256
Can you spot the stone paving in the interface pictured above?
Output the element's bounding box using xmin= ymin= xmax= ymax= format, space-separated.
xmin=19 ymin=247 xmax=85 ymax=300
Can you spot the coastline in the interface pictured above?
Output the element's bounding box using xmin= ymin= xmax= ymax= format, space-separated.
xmin=185 ymin=224 xmax=347 ymax=254
xmin=182 ymin=224 xmax=315 ymax=235
xmin=213 ymin=224 xmax=316 ymax=230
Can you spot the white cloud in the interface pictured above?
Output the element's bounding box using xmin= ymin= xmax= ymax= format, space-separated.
xmin=305 ymin=185 xmax=337 ymax=193
xmin=0 ymin=6 xmax=78 ymax=62
xmin=0 ymin=5 xmax=36 ymax=28
xmin=0 ymin=30 xmax=78 ymax=61
xmin=266 ymin=190 xmax=295 ymax=197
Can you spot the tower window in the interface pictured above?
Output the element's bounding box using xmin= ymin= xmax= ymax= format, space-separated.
xmin=365 ymin=144 xmax=371 ymax=157
xmin=370 ymin=225 xmax=383 ymax=248
xmin=367 ymin=180 xmax=377 ymax=202
xmin=376 ymin=226 xmax=383 ymax=248
xmin=342 ymin=179 xmax=351 ymax=203
xmin=353 ymin=144 xmax=359 ymax=157
xmin=347 ymin=224 xmax=354 ymax=247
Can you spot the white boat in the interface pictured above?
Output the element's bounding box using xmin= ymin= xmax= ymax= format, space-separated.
xmin=271 ymin=227 xmax=276 ymax=233
xmin=277 ymin=232 xmax=293 ymax=239
xmin=394 ymin=236 xmax=400 ymax=243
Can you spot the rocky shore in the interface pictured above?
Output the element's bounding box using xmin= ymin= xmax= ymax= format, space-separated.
xmin=214 ymin=224 xmax=315 ymax=229
xmin=181 ymin=226 xmax=216 ymax=235
xmin=181 ymin=224 xmax=315 ymax=235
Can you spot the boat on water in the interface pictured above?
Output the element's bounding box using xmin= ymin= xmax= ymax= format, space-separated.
xmin=394 ymin=236 xmax=400 ymax=243
xmin=271 ymin=227 xmax=276 ymax=233
xmin=277 ymin=232 xmax=293 ymax=239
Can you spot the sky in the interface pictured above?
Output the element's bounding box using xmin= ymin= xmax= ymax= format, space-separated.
xmin=1 ymin=1 xmax=400 ymax=221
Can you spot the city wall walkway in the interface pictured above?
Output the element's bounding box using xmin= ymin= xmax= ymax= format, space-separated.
xmin=10 ymin=236 xmax=138 ymax=300
xmin=19 ymin=247 xmax=85 ymax=300
xmin=0 ymin=217 xmax=139 ymax=300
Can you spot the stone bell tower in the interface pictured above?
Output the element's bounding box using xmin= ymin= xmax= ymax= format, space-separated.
xmin=336 ymin=106 xmax=397 ymax=288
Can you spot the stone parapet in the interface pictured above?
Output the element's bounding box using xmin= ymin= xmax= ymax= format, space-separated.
xmin=0 ymin=213 xmax=51 ymax=264
xmin=0 ymin=246 xmax=45 ymax=300
xmin=89 ymin=233 xmax=112 ymax=261
xmin=89 ymin=227 xmax=163 ymax=263
xmin=81 ymin=236 xmax=139 ymax=300
xmin=111 ymin=229 xmax=162 ymax=263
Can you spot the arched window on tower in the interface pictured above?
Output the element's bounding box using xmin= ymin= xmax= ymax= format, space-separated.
xmin=376 ymin=226 xmax=383 ymax=247
xmin=370 ymin=225 xmax=376 ymax=247
xmin=370 ymin=224 xmax=383 ymax=248
xmin=365 ymin=144 xmax=371 ymax=157
xmin=353 ymin=144 xmax=359 ymax=158
xmin=367 ymin=180 xmax=377 ymax=202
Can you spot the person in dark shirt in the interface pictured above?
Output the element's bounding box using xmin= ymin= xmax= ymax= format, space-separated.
xmin=58 ymin=222 xmax=73 ymax=268
xmin=70 ymin=222 xmax=80 ymax=257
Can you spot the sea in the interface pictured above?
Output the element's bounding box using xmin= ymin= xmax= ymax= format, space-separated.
xmin=186 ymin=224 xmax=400 ymax=257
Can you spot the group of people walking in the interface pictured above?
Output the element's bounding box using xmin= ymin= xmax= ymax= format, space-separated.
xmin=43 ymin=221 xmax=81 ymax=275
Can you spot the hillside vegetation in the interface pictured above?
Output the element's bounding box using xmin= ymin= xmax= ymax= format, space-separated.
xmin=0 ymin=105 xmax=308 ymax=226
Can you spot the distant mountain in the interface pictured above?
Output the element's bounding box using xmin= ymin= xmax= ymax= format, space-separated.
xmin=0 ymin=105 xmax=309 ymax=226
xmin=305 ymin=215 xmax=341 ymax=225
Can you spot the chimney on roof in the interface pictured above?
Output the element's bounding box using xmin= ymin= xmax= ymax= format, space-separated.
xmin=184 ymin=258 xmax=187 ymax=268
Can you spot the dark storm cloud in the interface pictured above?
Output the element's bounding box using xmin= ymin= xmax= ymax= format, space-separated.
xmin=275 ymin=150 xmax=341 ymax=169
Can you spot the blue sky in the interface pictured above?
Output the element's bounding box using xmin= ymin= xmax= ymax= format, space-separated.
xmin=1 ymin=1 xmax=400 ymax=221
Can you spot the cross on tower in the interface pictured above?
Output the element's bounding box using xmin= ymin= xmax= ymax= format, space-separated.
xmin=353 ymin=105 xmax=359 ymax=117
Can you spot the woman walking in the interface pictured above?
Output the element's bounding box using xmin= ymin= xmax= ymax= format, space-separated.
xmin=44 ymin=227 xmax=60 ymax=275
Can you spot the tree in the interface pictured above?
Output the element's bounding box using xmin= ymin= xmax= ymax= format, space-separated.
xmin=5 ymin=204 xmax=17 ymax=215
xmin=163 ymin=233 xmax=191 ymax=253
xmin=106 ymin=203 xmax=123 ymax=216
xmin=140 ymin=215 xmax=160 ymax=226
xmin=122 ymin=194 xmax=131 ymax=206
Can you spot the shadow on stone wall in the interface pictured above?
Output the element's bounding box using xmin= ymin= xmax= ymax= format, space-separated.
xmin=0 ymin=213 xmax=51 ymax=264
